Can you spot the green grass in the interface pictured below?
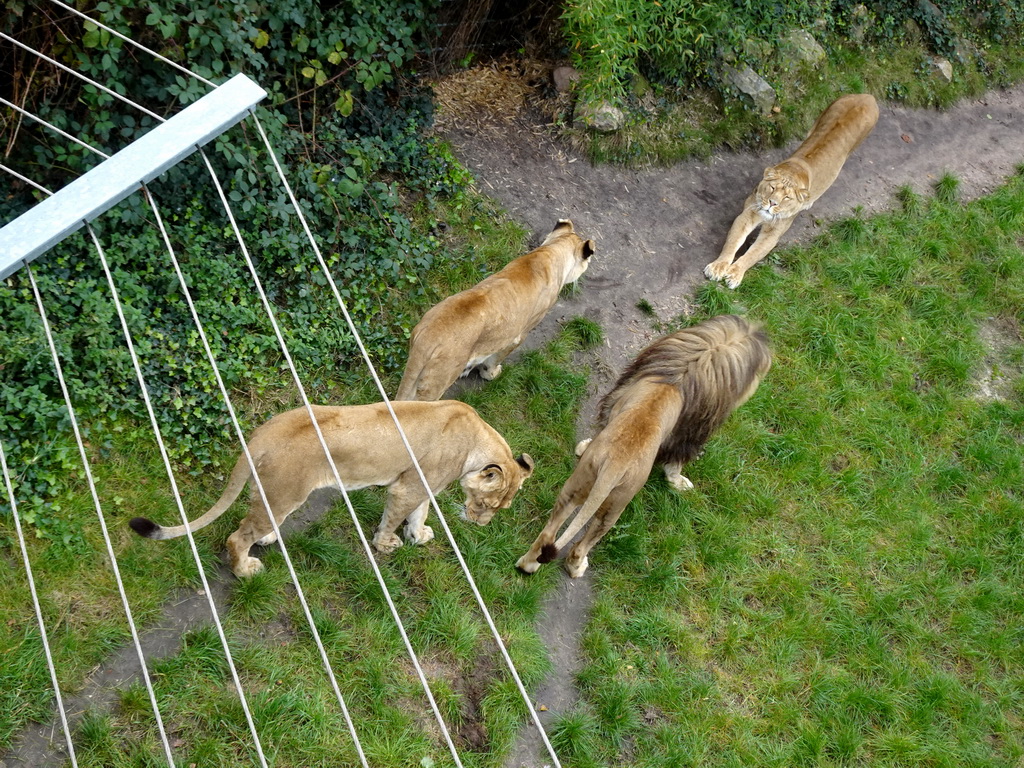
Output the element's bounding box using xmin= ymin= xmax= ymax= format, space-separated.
xmin=562 ymin=316 xmax=605 ymax=349
xmin=555 ymin=168 xmax=1024 ymax=766
xmin=3 ymin=169 xmax=1024 ymax=766
xmin=580 ymin=40 xmax=1024 ymax=167
xmin=0 ymin=191 xmax=571 ymax=767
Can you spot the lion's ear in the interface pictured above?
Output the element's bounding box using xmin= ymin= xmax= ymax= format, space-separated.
xmin=516 ymin=453 xmax=535 ymax=476
xmin=795 ymin=188 xmax=810 ymax=202
xmin=581 ymin=240 xmax=595 ymax=260
xmin=479 ymin=463 xmax=504 ymax=484
xmin=762 ymin=167 xmax=779 ymax=181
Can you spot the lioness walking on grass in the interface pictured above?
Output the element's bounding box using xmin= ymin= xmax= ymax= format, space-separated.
xmin=130 ymin=400 xmax=534 ymax=578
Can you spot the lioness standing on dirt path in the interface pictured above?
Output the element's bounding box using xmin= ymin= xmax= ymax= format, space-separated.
xmin=516 ymin=315 xmax=771 ymax=579
xmin=395 ymin=219 xmax=594 ymax=401
xmin=129 ymin=400 xmax=534 ymax=578
xmin=705 ymin=93 xmax=879 ymax=289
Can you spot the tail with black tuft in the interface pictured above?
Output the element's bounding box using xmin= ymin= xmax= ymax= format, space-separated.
xmin=537 ymin=543 xmax=558 ymax=563
xmin=129 ymin=517 xmax=160 ymax=539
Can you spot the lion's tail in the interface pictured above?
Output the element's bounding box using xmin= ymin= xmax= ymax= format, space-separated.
xmin=537 ymin=459 xmax=624 ymax=563
xmin=129 ymin=451 xmax=252 ymax=541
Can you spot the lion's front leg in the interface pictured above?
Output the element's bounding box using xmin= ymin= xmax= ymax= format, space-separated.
xmin=373 ymin=475 xmax=437 ymax=554
xmin=403 ymin=500 xmax=435 ymax=546
xmin=705 ymin=205 xmax=759 ymax=281
xmin=721 ymin=216 xmax=795 ymax=289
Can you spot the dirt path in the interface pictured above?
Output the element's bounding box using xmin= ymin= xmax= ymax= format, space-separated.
xmin=437 ymin=83 xmax=1024 ymax=768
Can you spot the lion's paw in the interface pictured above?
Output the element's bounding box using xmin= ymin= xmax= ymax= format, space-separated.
xmin=373 ymin=532 xmax=403 ymax=554
xmin=405 ymin=524 xmax=434 ymax=546
xmin=256 ymin=531 xmax=278 ymax=547
xmin=233 ymin=556 xmax=264 ymax=579
xmin=724 ymin=266 xmax=745 ymax=290
xmin=480 ymin=363 xmax=502 ymax=381
xmin=565 ymin=555 xmax=589 ymax=579
xmin=515 ymin=554 xmax=541 ymax=574
xmin=704 ymin=260 xmax=731 ymax=281
xmin=667 ymin=474 xmax=694 ymax=492
xmin=574 ymin=438 xmax=592 ymax=458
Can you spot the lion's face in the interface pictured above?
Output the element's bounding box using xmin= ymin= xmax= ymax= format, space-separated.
xmin=755 ymin=167 xmax=809 ymax=219
xmin=460 ymin=453 xmax=535 ymax=525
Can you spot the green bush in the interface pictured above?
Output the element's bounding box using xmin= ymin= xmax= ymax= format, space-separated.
xmin=0 ymin=0 xmax=476 ymax=543
xmin=561 ymin=0 xmax=1024 ymax=105
xmin=562 ymin=0 xmax=721 ymax=101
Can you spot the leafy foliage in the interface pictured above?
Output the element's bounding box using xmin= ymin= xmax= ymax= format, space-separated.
xmin=561 ymin=0 xmax=1024 ymax=105
xmin=0 ymin=0 xmax=480 ymax=541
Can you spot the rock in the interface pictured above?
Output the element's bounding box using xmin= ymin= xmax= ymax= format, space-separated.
xmin=904 ymin=17 xmax=923 ymax=42
xmin=779 ymin=29 xmax=827 ymax=67
xmin=552 ymin=66 xmax=580 ymax=94
xmin=850 ymin=4 xmax=872 ymax=44
xmin=717 ymin=38 xmax=774 ymax=67
xmin=928 ymin=56 xmax=953 ymax=81
xmin=630 ymin=72 xmax=652 ymax=99
xmin=916 ymin=0 xmax=946 ymax=27
xmin=720 ymin=63 xmax=777 ymax=117
xmin=952 ymin=36 xmax=981 ymax=65
xmin=575 ymin=99 xmax=626 ymax=133
xmin=742 ymin=37 xmax=774 ymax=65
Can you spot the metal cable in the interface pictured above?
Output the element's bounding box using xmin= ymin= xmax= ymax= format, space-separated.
xmin=250 ymin=112 xmax=564 ymax=767
xmin=0 ymin=97 xmax=111 ymax=159
xmin=2 ymin=90 xmax=365 ymax=763
xmin=0 ymin=436 xmax=79 ymax=767
xmin=80 ymin=224 xmax=274 ymax=767
xmin=195 ymin=143 xmax=460 ymax=765
xmin=44 ymin=0 xmax=217 ymax=88
xmin=142 ymin=183 xmax=370 ymax=766
xmin=24 ymin=256 xmax=177 ymax=765
xmin=2 ymin=16 xmax=557 ymax=762
xmin=0 ymin=32 xmax=164 ymax=122
xmin=0 ymin=162 xmax=54 ymax=194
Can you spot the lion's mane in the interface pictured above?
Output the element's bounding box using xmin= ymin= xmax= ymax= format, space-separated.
xmin=597 ymin=314 xmax=771 ymax=467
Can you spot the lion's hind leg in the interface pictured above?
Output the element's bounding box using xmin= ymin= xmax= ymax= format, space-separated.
xmin=563 ymin=486 xmax=634 ymax=578
xmin=516 ymin=482 xmax=590 ymax=574
xmin=397 ymin=343 xmax=468 ymax=401
xmin=476 ymin=338 xmax=522 ymax=382
xmin=663 ymin=462 xmax=694 ymax=492
xmin=226 ymin=482 xmax=305 ymax=578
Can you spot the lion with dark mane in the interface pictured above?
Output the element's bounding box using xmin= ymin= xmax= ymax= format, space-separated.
xmin=517 ymin=315 xmax=771 ymax=578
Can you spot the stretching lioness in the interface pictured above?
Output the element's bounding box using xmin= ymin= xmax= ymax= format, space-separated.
xmin=705 ymin=93 xmax=879 ymax=288
xmin=396 ymin=219 xmax=594 ymax=401
xmin=130 ymin=401 xmax=534 ymax=578
xmin=517 ymin=315 xmax=770 ymax=578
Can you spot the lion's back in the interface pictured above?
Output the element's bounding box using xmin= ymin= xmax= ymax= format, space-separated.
xmin=599 ymin=315 xmax=771 ymax=465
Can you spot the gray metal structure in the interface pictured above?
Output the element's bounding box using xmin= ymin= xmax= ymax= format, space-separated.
xmin=0 ymin=72 xmax=266 ymax=281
